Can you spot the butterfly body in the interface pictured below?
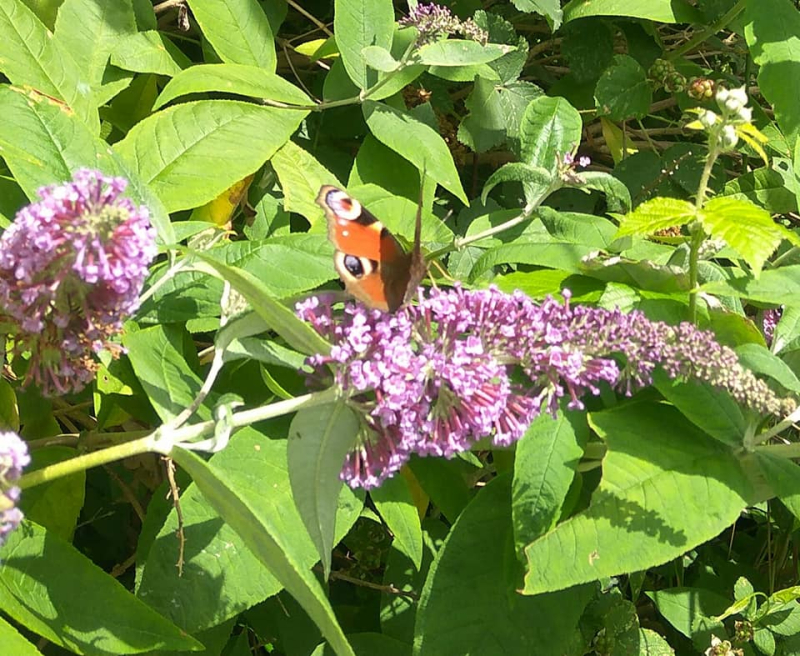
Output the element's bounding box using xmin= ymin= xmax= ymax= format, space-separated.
xmin=317 ymin=186 xmax=425 ymax=312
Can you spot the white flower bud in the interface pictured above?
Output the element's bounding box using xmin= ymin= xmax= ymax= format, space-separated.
xmin=717 ymin=85 xmax=748 ymax=115
xmin=720 ymin=124 xmax=738 ymax=149
xmin=699 ymin=109 xmax=718 ymax=129
xmin=738 ymin=106 xmax=753 ymax=124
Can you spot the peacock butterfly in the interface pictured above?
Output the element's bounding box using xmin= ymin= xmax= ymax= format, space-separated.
xmin=316 ymin=186 xmax=426 ymax=313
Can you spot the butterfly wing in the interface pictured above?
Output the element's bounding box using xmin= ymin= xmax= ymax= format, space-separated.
xmin=317 ymin=186 xmax=414 ymax=312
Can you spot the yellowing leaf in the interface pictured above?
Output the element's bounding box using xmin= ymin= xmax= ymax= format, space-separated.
xmin=737 ymin=123 xmax=770 ymax=166
xmin=191 ymin=174 xmax=254 ymax=227
xmin=600 ymin=117 xmax=638 ymax=165
xmin=294 ymin=37 xmax=339 ymax=62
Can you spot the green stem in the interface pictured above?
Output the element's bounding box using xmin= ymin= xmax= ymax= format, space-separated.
xmin=19 ymin=433 xmax=163 ymax=490
xmin=687 ymin=140 xmax=719 ymax=323
xmin=18 ymin=387 xmax=341 ymax=490
xmin=665 ymin=0 xmax=747 ymax=61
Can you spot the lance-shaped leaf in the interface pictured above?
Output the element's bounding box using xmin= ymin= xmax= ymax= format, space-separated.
xmin=563 ymin=0 xmax=700 ymax=23
xmin=417 ymin=40 xmax=513 ymax=66
xmin=289 ymin=403 xmax=359 ymax=578
xmin=0 ymin=85 xmax=173 ymax=243
xmin=371 ymin=473 xmax=424 ymax=570
xmin=189 ymin=252 xmax=331 ymax=357
xmin=522 ymin=403 xmax=753 ymax=595
xmin=186 ymin=0 xmax=276 ymax=71
xmin=0 ymin=0 xmax=98 ymax=131
xmin=154 ymin=63 xmax=311 ymax=110
xmin=363 ymin=100 xmax=467 ymax=204
xmin=334 ymin=0 xmax=394 ymax=89
xmin=699 ymin=196 xmax=792 ymax=276
xmin=170 ymin=448 xmax=355 ymax=656
xmin=113 ymin=100 xmax=307 ymax=213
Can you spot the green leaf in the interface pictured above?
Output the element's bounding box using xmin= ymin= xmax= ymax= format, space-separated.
xmin=0 ymin=521 xmax=201 ymax=654
xmin=512 ymin=411 xmax=587 ymax=557
xmin=736 ymin=343 xmax=800 ymax=393
xmin=481 ymin=162 xmax=553 ymax=204
xmin=469 ymin=242 xmax=596 ymax=281
xmin=417 ymin=40 xmax=512 ymax=66
xmin=0 ymin=615 xmax=39 ymax=655
xmin=169 ymin=448 xmax=355 ymax=656
xmin=371 ymin=474 xmax=423 ymax=570
xmin=189 ymin=251 xmax=332 ymax=357
xmin=745 ymin=0 xmax=800 ymax=149
xmin=334 ymin=0 xmax=394 ymax=89
xmin=415 ymin=475 xmax=593 ymax=655
xmin=139 ymin=430 xmax=363 ymax=633
xmin=647 ymin=588 xmax=730 ymax=639
xmin=0 ymin=85 xmax=174 ymax=244
xmin=124 ymin=324 xmax=204 ymax=421
xmin=638 ymin=628 xmax=675 ymax=655
xmin=595 ymin=55 xmax=652 ymax=121
xmin=110 ymin=31 xmax=185 ymax=76
xmin=722 ymin=167 xmax=798 ymax=214
xmin=0 ymin=0 xmax=98 ymax=132
xmin=519 ymin=95 xmax=582 ymax=173
xmin=361 ymin=45 xmax=399 ymax=72
xmin=700 ymin=266 xmax=800 ymax=304
xmin=154 ymin=63 xmax=311 ymax=110
xmin=288 ymin=403 xmax=358 ymax=578
xmin=564 ymin=0 xmax=700 ymax=23
xmin=186 ymin=0 xmax=275 ymax=70
xmin=458 ymin=76 xmax=507 ymax=154
xmin=0 ymin=379 xmax=19 ymax=432
xmin=474 ymin=11 xmax=528 ymax=84
xmin=52 ymin=0 xmax=137 ymax=92
xmin=407 ymin=458 xmax=474 ymax=523
xmin=271 ymin=141 xmax=343 ymax=227
xmin=362 ymin=100 xmax=467 ymax=204
xmin=114 ymin=100 xmax=307 ymax=213
xmin=522 ymin=403 xmax=753 ymax=595
xmin=652 ymin=370 xmax=745 ymax=446
xmin=614 ymin=197 xmax=696 ymax=238
xmin=311 ymin=633 xmax=412 ymax=656
xmin=497 ymin=81 xmax=544 ymax=154
xmin=208 ymin=234 xmax=338 ymax=298
xmin=21 ymin=446 xmax=85 ymax=541
xmin=511 ymin=0 xmax=562 ymax=29
xmin=700 ymin=197 xmax=790 ymax=276
xmin=579 ymin=171 xmax=632 ymax=212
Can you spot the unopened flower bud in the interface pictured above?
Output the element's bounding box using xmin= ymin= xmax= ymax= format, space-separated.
xmin=699 ymin=109 xmax=718 ymax=129
xmin=720 ymin=124 xmax=739 ymax=149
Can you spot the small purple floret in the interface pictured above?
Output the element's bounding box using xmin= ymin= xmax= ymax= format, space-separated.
xmin=0 ymin=431 xmax=30 ymax=547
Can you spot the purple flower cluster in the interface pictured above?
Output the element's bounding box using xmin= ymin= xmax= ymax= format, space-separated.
xmin=559 ymin=151 xmax=591 ymax=184
xmin=0 ymin=170 xmax=157 ymax=396
xmin=400 ymin=3 xmax=488 ymax=46
xmin=763 ymin=308 xmax=782 ymax=347
xmin=0 ymin=431 xmax=29 ymax=548
xmin=298 ymin=287 xmax=797 ymax=489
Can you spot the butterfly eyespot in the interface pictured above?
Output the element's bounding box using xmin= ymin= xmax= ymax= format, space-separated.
xmin=326 ymin=190 xmax=362 ymax=221
xmin=343 ymin=254 xmax=366 ymax=278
